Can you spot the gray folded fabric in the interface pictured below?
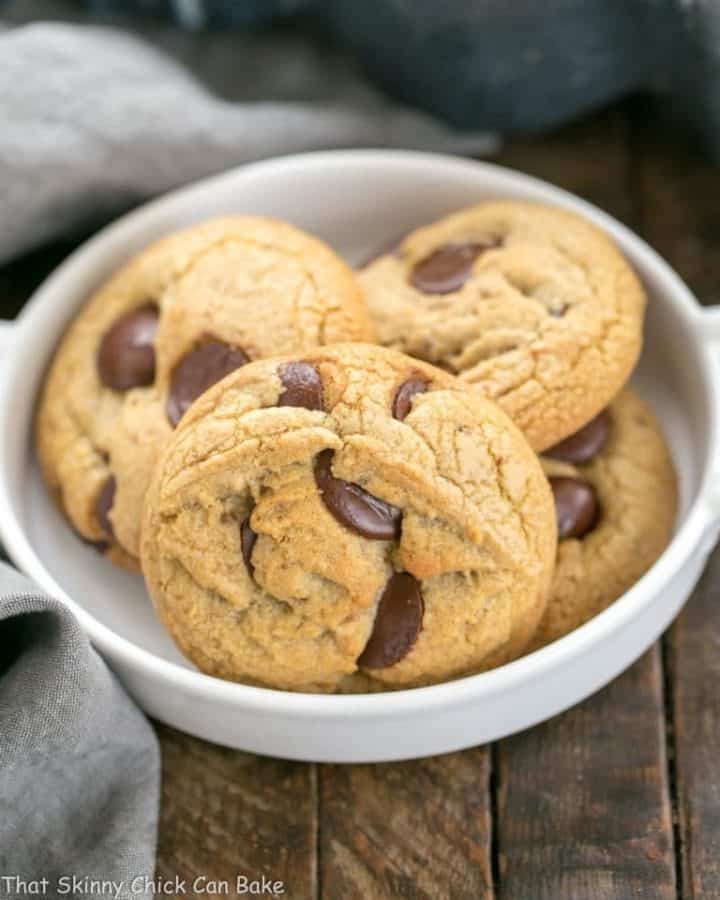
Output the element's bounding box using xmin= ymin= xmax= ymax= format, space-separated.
xmin=7 ymin=0 xmax=720 ymax=159
xmin=0 ymin=21 xmax=496 ymax=264
xmin=0 ymin=562 xmax=159 ymax=899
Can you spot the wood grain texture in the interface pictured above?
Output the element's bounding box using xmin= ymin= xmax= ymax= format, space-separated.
xmin=630 ymin=108 xmax=720 ymax=309
xmin=155 ymin=724 xmax=317 ymax=899
xmin=667 ymin=546 xmax=720 ymax=900
xmin=319 ymin=750 xmax=493 ymax=899
xmin=496 ymin=106 xmax=634 ymax=224
xmin=495 ymin=647 xmax=676 ymax=900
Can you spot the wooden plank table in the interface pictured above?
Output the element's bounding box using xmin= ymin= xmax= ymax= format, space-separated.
xmin=2 ymin=101 xmax=719 ymax=899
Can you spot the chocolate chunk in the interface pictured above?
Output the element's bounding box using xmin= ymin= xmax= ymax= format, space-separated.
xmin=546 ymin=410 xmax=611 ymax=465
xmin=95 ymin=476 xmax=116 ymax=539
xmin=97 ymin=304 xmax=159 ymax=391
xmin=410 ymin=239 xmax=499 ymax=294
xmin=240 ymin=517 xmax=257 ymax=577
xmin=358 ymin=572 xmax=424 ymax=668
xmin=314 ymin=450 xmax=401 ymax=540
xmin=392 ymin=376 xmax=428 ymax=421
xmin=167 ymin=340 xmax=249 ymax=427
xmin=278 ymin=362 xmax=324 ymax=410
xmin=549 ymin=476 xmax=599 ymax=540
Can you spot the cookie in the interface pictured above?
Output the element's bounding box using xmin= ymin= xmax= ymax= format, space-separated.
xmin=140 ymin=343 xmax=557 ymax=692
xmin=36 ymin=217 xmax=373 ymax=569
xmin=359 ymin=201 xmax=646 ymax=451
xmin=530 ymin=388 xmax=677 ymax=649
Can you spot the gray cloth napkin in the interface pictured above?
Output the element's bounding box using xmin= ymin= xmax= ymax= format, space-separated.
xmin=0 ymin=562 xmax=159 ymax=899
xmin=0 ymin=21 xmax=496 ymax=264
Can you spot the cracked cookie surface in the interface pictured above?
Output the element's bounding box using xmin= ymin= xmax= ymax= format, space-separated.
xmin=531 ymin=388 xmax=677 ymax=649
xmin=359 ymin=201 xmax=646 ymax=451
xmin=140 ymin=343 xmax=557 ymax=692
xmin=35 ymin=217 xmax=373 ymax=568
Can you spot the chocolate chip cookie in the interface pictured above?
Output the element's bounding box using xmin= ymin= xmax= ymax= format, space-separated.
xmin=36 ymin=217 xmax=374 ymax=569
xmin=530 ymin=388 xmax=677 ymax=649
xmin=140 ymin=344 xmax=557 ymax=692
xmin=360 ymin=201 xmax=646 ymax=451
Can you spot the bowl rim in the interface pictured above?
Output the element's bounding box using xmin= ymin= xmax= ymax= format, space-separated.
xmin=1 ymin=148 xmax=719 ymax=717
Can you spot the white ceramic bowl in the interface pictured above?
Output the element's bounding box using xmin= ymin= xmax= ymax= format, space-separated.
xmin=2 ymin=151 xmax=720 ymax=763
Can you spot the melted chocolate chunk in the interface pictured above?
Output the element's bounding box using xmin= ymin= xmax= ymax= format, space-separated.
xmin=278 ymin=362 xmax=324 ymax=410
xmin=240 ymin=516 xmax=257 ymax=577
xmin=314 ymin=450 xmax=401 ymax=540
xmin=546 ymin=410 xmax=611 ymax=465
xmin=392 ymin=376 xmax=428 ymax=421
xmin=97 ymin=304 xmax=159 ymax=391
xmin=550 ymin=476 xmax=599 ymax=540
xmin=358 ymin=572 xmax=424 ymax=668
xmin=410 ymin=239 xmax=499 ymax=294
xmin=167 ymin=340 xmax=249 ymax=427
xmin=95 ymin=475 xmax=116 ymax=539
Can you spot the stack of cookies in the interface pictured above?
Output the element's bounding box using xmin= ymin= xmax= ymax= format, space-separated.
xmin=35 ymin=202 xmax=677 ymax=693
